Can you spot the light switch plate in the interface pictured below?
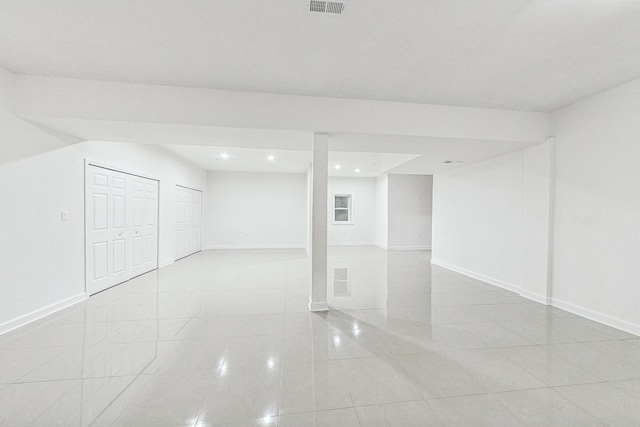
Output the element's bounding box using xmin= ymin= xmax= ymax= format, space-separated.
xmin=61 ymin=211 xmax=69 ymax=221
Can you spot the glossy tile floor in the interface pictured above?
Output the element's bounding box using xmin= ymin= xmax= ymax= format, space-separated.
xmin=2 ymin=248 xmax=640 ymax=426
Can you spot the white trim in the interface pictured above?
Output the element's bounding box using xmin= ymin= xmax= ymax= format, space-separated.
xmin=204 ymin=244 xmax=306 ymax=250
xmin=374 ymin=243 xmax=388 ymax=250
xmin=309 ymin=301 xmax=329 ymax=312
xmin=85 ymin=159 xmax=160 ymax=182
xmin=430 ymin=258 xmax=522 ymax=294
xmin=159 ymin=259 xmax=175 ymax=268
xmin=520 ymin=289 xmax=551 ymax=305
xmin=328 ymin=242 xmax=376 ymax=247
xmin=430 ymin=259 xmax=554 ymax=307
xmin=387 ymin=246 xmax=432 ymax=251
xmin=551 ymin=298 xmax=640 ymax=337
xmin=175 ymin=184 xmax=203 ymax=193
xmin=0 ymin=293 xmax=88 ymax=336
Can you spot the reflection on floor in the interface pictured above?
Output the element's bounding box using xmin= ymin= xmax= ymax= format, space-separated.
xmin=1 ymin=247 xmax=640 ymax=426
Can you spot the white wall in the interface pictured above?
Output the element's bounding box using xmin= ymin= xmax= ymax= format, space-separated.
xmin=432 ymin=152 xmax=524 ymax=290
xmin=328 ymin=177 xmax=376 ymax=246
xmin=0 ymin=67 xmax=77 ymax=166
xmin=388 ymin=174 xmax=433 ymax=249
xmin=0 ymin=140 xmax=206 ymax=333
xmin=0 ymin=144 xmax=86 ymax=332
xmin=375 ymin=174 xmax=389 ymax=249
xmin=551 ymin=76 xmax=640 ymax=334
xmin=432 ymin=143 xmax=551 ymax=301
xmin=205 ymin=171 xmax=307 ymax=249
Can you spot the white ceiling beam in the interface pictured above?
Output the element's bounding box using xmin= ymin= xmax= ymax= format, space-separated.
xmin=14 ymin=76 xmax=550 ymax=144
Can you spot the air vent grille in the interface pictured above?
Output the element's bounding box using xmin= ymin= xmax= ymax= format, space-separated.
xmin=310 ymin=1 xmax=345 ymax=14
xmin=310 ymin=0 xmax=325 ymax=12
xmin=326 ymin=2 xmax=345 ymax=13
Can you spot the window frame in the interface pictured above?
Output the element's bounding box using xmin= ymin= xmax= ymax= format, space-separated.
xmin=332 ymin=193 xmax=353 ymax=225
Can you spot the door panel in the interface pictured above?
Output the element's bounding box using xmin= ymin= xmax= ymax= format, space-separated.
xmin=132 ymin=236 xmax=143 ymax=266
xmin=94 ymin=173 xmax=108 ymax=187
xmin=86 ymin=165 xmax=159 ymax=295
xmin=93 ymin=241 xmax=108 ymax=280
xmin=113 ymin=195 xmax=126 ymax=229
xmin=131 ymin=175 xmax=158 ymax=278
xmin=142 ymin=180 xmax=158 ymax=272
xmin=133 ymin=197 xmax=143 ymax=227
xmin=113 ymin=239 xmax=126 ymax=273
xmin=113 ymin=176 xmax=126 ymax=189
xmin=145 ymin=199 xmax=156 ymax=225
xmin=174 ymin=185 xmax=202 ymax=260
xmin=93 ymin=194 xmax=108 ymax=230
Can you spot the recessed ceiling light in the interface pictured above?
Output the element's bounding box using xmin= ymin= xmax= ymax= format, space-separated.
xmin=335 ymin=164 xmax=341 ymax=170
xmin=220 ymin=152 xmax=229 ymax=160
xmin=354 ymin=168 xmax=360 ymax=173
xmin=267 ymin=154 xmax=275 ymax=162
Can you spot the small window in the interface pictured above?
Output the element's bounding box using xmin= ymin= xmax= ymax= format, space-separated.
xmin=333 ymin=194 xmax=352 ymax=223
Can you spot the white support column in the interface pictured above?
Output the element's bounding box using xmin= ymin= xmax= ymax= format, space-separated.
xmin=309 ymin=133 xmax=329 ymax=312
xmin=305 ymin=163 xmax=312 ymax=258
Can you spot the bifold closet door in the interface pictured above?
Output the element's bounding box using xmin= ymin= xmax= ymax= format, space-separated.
xmin=130 ymin=175 xmax=159 ymax=278
xmin=175 ymin=185 xmax=202 ymax=260
xmin=86 ymin=165 xmax=159 ymax=296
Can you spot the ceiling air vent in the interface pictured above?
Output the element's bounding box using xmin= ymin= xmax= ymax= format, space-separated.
xmin=310 ymin=1 xmax=345 ymax=14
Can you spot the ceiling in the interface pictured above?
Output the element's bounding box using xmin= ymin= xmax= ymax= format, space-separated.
xmin=1 ymin=0 xmax=640 ymax=112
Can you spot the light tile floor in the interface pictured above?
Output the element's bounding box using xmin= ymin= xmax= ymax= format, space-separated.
xmin=1 ymin=247 xmax=639 ymax=426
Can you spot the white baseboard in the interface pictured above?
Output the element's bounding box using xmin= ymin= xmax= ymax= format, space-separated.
xmin=431 ymin=259 xmax=549 ymax=305
xmin=204 ymin=244 xmax=306 ymax=250
xmin=309 ymin=301 xmax=329 ymax=312
xmin=431 ymin=260 xmax=551 ymax=305
xmin=374 ymin=243 xmax=388 ymax=250
xmin=328 ymin=242 xmax=376 ymax=247
xmin=159 ymin=259 xmax=175 ymax=268
xmin=388 ymin=246 xmax=432 ymax=251
xmin=430 ymin=260 xmax=640 ymax=337
xmin=431 ymin=258 xmax=522 ymax=294
xmin=520 ymin=289 xmax=551 ymax=305
xmin=0 ymin=293 xmax=88 ymax=336
xmin=551 ymin=298 xmax=640 ymax=337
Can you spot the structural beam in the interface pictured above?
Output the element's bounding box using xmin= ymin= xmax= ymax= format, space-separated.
xmin=14 ymin=75 xmax=550 ymax=143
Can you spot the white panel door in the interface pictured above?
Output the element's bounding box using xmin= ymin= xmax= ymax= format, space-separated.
xmin=130 ymin=175 xmax=159 ymax=278
xmin=175 ymin=185 xmax=202 ymax=260
xmin=86 ymin=165 xmax=158 ymax=295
